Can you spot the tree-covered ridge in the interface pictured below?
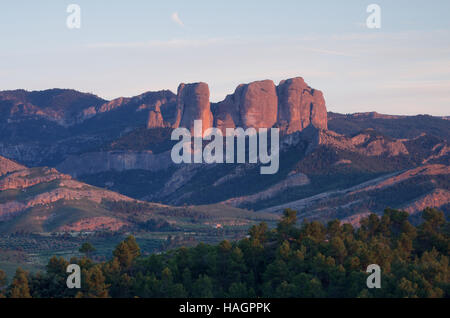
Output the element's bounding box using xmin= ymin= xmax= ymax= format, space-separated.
xmin=0 ymin=208 xmax=448 ymax=298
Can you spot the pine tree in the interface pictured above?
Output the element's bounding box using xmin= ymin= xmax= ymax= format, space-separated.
xmin=9 ymin=268 xmax=31 ymax=298
xmin=79 ymin=242 xmax=96 ymax=259
xmin=113 ymin=235 xmax=141 ymax=269
xmin=82 ymin=265 xmax=109 ymax=298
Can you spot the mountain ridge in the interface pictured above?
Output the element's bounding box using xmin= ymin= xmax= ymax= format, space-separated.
xmin=1 ymin=76 xmax=448 ymax=229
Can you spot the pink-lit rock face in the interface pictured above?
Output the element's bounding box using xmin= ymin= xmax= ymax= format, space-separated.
xmin=239 ymin=80 xmax=279 ymax=129
xmin=175 ymin=82 xmax=213 ymax=136
xmin=147 ymin=104 xmax=166 ymax=128
xmin=0 ymin=156 xmax=26 ymax=177
xmin=214 ymin=80 xmax=278 ymax=132
xmin=277 ymin=77 xmax=327 ymax=134
xmin=213 ymin=77 xmax=328 ymax=134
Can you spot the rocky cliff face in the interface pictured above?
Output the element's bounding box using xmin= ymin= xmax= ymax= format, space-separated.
xmin=214 ymin=80 xmax=278 ymax=132
xmin=238 ymin=80 xmax=279 ymax=129
xmin=0 ymin=156 xmax=26 ymax=177
xmin=277 ymin=77 xmax=327 ymax=133
xmin=213 ymin=77 xmax=327 ymax=134
xmin=174 ymin=83 xmax=213 ymax=136
xmin=56 ymin=151 xmax=174 ymax=177
xmin=0 ymin=77 xmax=327 ymax=144
xmin=90 ymin=90 xmax=177 ymax=127
xmin=147 ymin=105 xmax=166 ymax=128
xmin=300 ymin=127 xmax=410 ymax=157
xmin=0 ymin=167 xmax=70 ymax=191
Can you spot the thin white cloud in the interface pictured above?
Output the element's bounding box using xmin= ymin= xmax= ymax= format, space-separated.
xmin=171 ymin=12 xmax=184 ymax=27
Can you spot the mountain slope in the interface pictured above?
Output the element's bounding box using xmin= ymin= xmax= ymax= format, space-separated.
xmin=0 ymin=89 xmax=176 ymax=166
xmin=0 ymin=156 xmax=25 ymax=177
xmin=260 ymin=164 xmax=450 ymax=223
xmin=0 ymin=156 xmax=277 ymax=234
xmin=0 ymin=78 xmax=448 ymax=227
xmin=328 ymin=112 xmax=450 ymax=141
xmin=68 ymin=125 xmax=449 ymax=212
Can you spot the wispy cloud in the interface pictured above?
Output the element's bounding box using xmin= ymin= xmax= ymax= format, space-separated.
xmin=171 ymin=12 xmax=184 ymax=27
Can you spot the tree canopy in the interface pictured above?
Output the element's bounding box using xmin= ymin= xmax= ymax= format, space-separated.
xmin=1 ymin=208 xmax=448 ymax=298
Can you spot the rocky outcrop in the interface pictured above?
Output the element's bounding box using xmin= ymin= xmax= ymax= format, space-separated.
xmin=97 ymin=97 xmax=130 ymax=114
xmin=214 ymin=78 xmax=327 ymax=134
xmin=295 ymin=127 xmax=409 ymax=157
xmin=238 ymin=80 xmax=279 ymax=129
xmin=86 ymin=91 xmax=177 ymax=126
xmin=0 ymin=156 xmax=26 ymax=176
xmin=277 ymin=77 xmax=327 ymax=133
xmin=147 ymin=105 xmax=166 ymax=128
xmin=214 ymin=80 xmax=278 ymax=132
xmin=0 ymin=167 xmax=70 ymax=190
xmin=174 ymin=83 xmax=213 ymax=136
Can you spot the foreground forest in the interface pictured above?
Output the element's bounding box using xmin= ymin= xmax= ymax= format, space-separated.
xmin=0 ymin=208 xmax=449 ymax=298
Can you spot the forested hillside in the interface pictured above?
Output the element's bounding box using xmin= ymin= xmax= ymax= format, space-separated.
xmin=1 ymin=208 xmax=448 ymax=298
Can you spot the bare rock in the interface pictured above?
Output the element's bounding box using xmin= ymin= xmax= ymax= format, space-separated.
xmin=214 ymin=80 xmax=278 ymax=132
xmin=175 ymin=82 xmax=213 ymax=136
xmin=147 ymin=105 xmax=166 ymax=128
xmin=214 ymin=78 xmax=327 ymax=134
xmin=0 ymin=155 xmax=26 ymax=177
xmin=239 ymin=80 xmax=278 ymax=129
xmin=277 ymin=77 xmax=327 ymax=133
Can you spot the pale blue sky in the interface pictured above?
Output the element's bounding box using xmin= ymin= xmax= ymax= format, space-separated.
xmin=1 ymin=0 xmax=449 ymax=115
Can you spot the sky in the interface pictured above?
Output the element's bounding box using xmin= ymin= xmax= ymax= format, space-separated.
xmin=0 ymin=0 xmax=449 ymax=115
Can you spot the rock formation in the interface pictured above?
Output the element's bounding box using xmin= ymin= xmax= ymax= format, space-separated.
xmin=213 ymin=77 xmax=327 ymax=134
xmin=214 ymin=80 xmax=278 ymax=132
xmin=174 ymin=82 xmax=213 ymax=136
xmin=277 ymin=77 xmax=327 ymax=133
xmin=0 ymin=155 xmax=26 ymax=176
xmin=238 ymin=80 xmax=279 ymax=129
xmin=147 ymin=105 xmax=166 ymax=128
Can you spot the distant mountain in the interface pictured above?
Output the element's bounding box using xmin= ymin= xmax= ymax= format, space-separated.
xmin=328 ymin=111 xmax=450 ymax=141
xmin=0 ymin=89 xmax=106 ymax=126
xmin=0 ymin=156 xmax=275 ymax=234
xmin=0 ymin=77 xmax=448 ymax=228
xmin=0 ymin=155 xmax=134 ymax=233
xmin=260 ymin=164 xmax=449 ymax=224
xmin=60 ymin=124 xmax=448 ymax=225
xmin=0 ymin=88 xmax=178 ymax=166
xmin=0 ymin=78 xmax=327 ymax=166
